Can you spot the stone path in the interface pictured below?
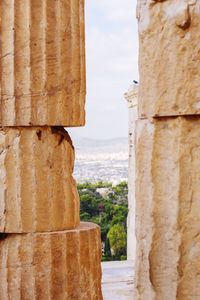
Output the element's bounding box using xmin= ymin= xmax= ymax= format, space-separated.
xmin=102 ymin=260 xmax=134 ymax=300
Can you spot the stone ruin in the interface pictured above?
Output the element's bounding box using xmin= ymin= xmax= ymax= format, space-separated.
xmin=1 ymin=0 xmax=200 ymax=299
xmin=135 ymin=0 xmax=200 ymax=299
xmin=0 ymin=1 xmax=102 ymax=299
xmin=124 ymin=83 xmax=138 ymax=261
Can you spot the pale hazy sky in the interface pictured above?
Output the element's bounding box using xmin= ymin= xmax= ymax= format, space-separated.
xmin=69 ymin=0 xmax=138 ymax=140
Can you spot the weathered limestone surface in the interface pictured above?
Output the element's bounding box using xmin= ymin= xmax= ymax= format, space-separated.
xmin=0 ymin=222 xmax=103 ymax=300
xmin=135 ymin=117 xmax=200 ymax=300
xmin=0 ymin=0 xmax=86 ymax=126
xmin=0 ymin=0 xmax=103 ymax=298
xmin=124 ymin=84 xmax=138 ymax=261
xmin=137 ymin=0 xmax=200 ymax=118
xmin=0 ymin=127 xmax=79 ymax=233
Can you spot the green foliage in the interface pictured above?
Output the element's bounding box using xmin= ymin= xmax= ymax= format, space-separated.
xmin=120 ymin=255 xmax=127 ymax=261
xmin=80 ymin=212 xmax=91 ymax=221
xmin=107 ymin=224 xmax=127 ymax=257
xmin=77 ymin=181 xmax=128 ymax=261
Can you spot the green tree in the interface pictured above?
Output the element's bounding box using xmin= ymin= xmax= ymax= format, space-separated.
xmin=80 ymin=194 xmax=99 ymax=217
xmin=107 ymin=224 xmax=127 ymax=257
xmin=77 ymin=181 xmax=128 ymax=261
xmin=80 ymin=212 xmax=90 ymax=221
xmin=104 ymin=238 xmax=111 ymax=257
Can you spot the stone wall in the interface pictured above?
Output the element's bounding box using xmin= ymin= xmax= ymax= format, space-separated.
xmin=135 ymin=1 xmax=200 ymax=299
xmin=0 ymin=1 xmax=102 ymax=299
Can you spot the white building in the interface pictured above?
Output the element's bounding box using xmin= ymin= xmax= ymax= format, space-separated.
xmin=124 ymin=83 xmax=138 ymax=261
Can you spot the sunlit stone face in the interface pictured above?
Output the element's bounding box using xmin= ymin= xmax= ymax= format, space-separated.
xmin=137 ymin=0 xmax=200 ymax=119
xmin=0 ymin=0 xmax=86 ymax=127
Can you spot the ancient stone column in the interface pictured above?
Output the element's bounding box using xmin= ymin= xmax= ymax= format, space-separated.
xmin=0 ymin=1 xmax=102 ymax=299
xmin=135 ymin=1 xmax=200 ymax=299
xmin=0 ymin=127 xmax=80 ymax=233
xmin=124 ymin=83 xmax=138 ymax=261
xmin=0 ymin=222 xmax=102 ymax=299
xmin=0 ymin=0 xmax=86 ymax=126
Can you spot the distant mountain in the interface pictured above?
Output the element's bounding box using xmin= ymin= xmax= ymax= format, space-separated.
xmin=73 ymin=137 xmax=128 ymax=148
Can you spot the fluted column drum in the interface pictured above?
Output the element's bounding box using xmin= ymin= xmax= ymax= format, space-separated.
xmin=0 ymin=0 xmax=86 ymax=126
xmin=0 ymin=127 xmax=79 ymax=233
xmin=0 ymin=223 xmax=103 ymax=300
xmin=0 ymin=1 xmax=103 ymax=298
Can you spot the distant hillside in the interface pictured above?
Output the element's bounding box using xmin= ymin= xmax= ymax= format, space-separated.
xmin=73 ymin=137 xmax=128 ymax=148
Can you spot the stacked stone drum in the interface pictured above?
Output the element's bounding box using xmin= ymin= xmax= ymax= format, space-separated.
xmin=135 ymin=1 xmax=200 ymax=300
xmin=0 ymin=1 xmax=102 ymax=299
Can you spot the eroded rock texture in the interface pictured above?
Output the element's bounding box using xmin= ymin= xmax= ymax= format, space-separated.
xmin=0 ymin=127 xmax=79 ymax=233
xmin=0 ymin=0 xmax=85 ymax=126
xmin=0 ymin=222 xmax=103 ymax=300
xmin=137 ymin=0 xmax=200 ymax=118
xmin=0 ymin=1 xmax=103 ymax=298
xmin=135 ymin=117 xmax=200 ymax=300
